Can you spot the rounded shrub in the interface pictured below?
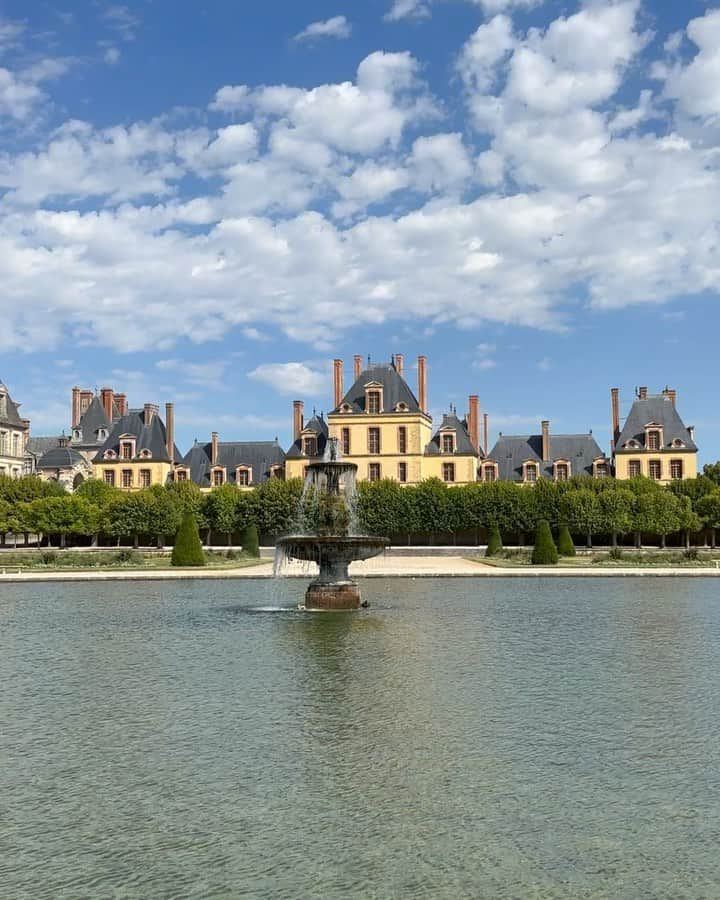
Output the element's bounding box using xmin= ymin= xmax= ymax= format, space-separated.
xmin=532 ymin=520 xmax=558 ymax=565
xmin=171 ymin=513 xmax=205 ymax=567
xmin=240 ymin=523 xmax=260 ymax=558
xmin=486 ymin=524 xmax=503 ymax=558
xmin=557 ymin=525 xmax=576 ymax=557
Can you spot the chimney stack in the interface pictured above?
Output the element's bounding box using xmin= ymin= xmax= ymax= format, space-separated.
xmin=611 ymin=388 xmax=620 ymax=447
xmin=483 ymin=413 xmax=489 ymax=457
xmin=114 ymin=393 xmax=127 ymax=417
xmin=688 ymin=425 xmax=695 ymax=442
xmin=293 ymin=400 xmax=304 ymax=442
xmin=333 ymin=359 xmax=344 ymax=409
xmin=80 ymin=390 xmax=93 ymax=416
xmin=144 ymin=403 xmax=159 ymax=424
xmin=72 ymin=387 xmax=81 ymax=428
xmin=165 ymin=403 xmax=175 ymax=465
xmin=395 ymin=354 xmax=404 ymax=377
xmin=467 ymin=395 xmax=480 ymax=453
xmin=101 ymin=387 xmax=114 ymax=422
xmin=541 ymin=420 xmax=551 ymax=461
xmin=417 ymin=356 xmax=428 ymax=414
xmin=354 ymin=355 xmax=363 ymax=379
xmin=211 ymin=431 xmax=219 ymax=466
xmin=638 ymin=386 xmax=648 ymax=400
xmin=666 ymin=388 xmax=677 ymax=407
xmin=21 ymin=418 xmax=30 ymax=450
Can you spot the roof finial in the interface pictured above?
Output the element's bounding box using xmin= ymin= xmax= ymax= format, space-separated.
xmin=367 ymin=354 xmax=371 ymax=367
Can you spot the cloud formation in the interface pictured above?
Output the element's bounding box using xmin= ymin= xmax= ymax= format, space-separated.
xmin=294 ymin=16 xmax=351 ymax=42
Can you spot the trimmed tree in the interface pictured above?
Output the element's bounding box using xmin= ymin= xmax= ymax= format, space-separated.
xmin=171 ymin=512 xmax=205 ymax=567
xmin=532 ymin=519 xmax=558 ymax=565
xmin=557 ymin=524 xmax=575 ymax=557
xmin=240 ymin=523 xmax=260 ymax=557
xmin=485 ymin=524 xmax=502 ymax=557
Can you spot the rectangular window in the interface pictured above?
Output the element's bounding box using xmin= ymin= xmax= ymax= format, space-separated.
xmin=629 ymin=460 xmax=641 ymax=477
xmin=367 ymin=391 xmax=381 ymax=414
xmin=341 ymin=428 xmax=351 ymax=456
xmin=0 ymin=431 xmax=6 ymax=454
xmin=104 ymin=470 xmax=115 ymax=486
xmin=303 ymin=436 xmax=317 ymax=457
xmin=121 ymin=469 xmax=133 ymax=488
xmin=555 ymin=463 xmax=569 ymax=481
xmin=12 ymin=433 xmax=19 ymax=456
xmin=176 ymin=470 xmax=187 ymax=482
xmin=139 ymin=469 xmax=151 ymax=488
xmin=442 ymin=434 xmax=455 ymax=454
xmin=398 ymin=426 xmax=407 ymax=454
xmin=368 ymin=428 xmax=381 ymax=454
xmin=212 ymin=470 xmax=224 ymax=486
xmin=237 ymin=469 xmax=250 ymax=486
xmin=368 ymin=463 xmax=381 ymax=482
xmin=398 ymin=462 xmax=407 ymax=483
xmin=121 ymin=442 xmax=132 ymax=460
xmin=649 ymin=460 xmax=662 ymax=480
xmin=596 ymin=463 xmax=608 ymax=477
xmin=525 ymin=464 xmax=538 ymax=483
xmin=484 ymin=465 xmax=496 ymax=482
xmin=647 ymin=431 xmax=660 ymax=451
xmin=670 ymin=459 xmax=683 ymax=479
xmin=442 ymin=462 xmax=455 ymax=483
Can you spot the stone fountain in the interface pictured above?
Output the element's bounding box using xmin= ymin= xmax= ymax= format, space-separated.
xmin=275 ymin=439 xmax=389 ymax=610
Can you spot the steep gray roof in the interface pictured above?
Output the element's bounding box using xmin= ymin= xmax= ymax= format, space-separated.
xmin=0 ymin=380 xmax=27 ymax=429
xmin=37 ymin=446 xmax=86 ymax=469
xmin=27 ymin=436 xmax=62 ymax=458
xmin=72 ymin=396 xmax=112 ymax=447
xmin=93 ymin=409 xmax=180 ymax=463
xmin=332 ymin=363 xmax=421 ymax=414
xmin=286 ymin=414 xmax=329 ymax=459
xmin=487 ymin=433 xmax=605 ymax=481
xmin=426 ymin=412 xmax=478 ymax=456
xmin=615 ymin=394 xmax=697 ymax=452
xmin=180 ymin=440 xmax=285 ymax=486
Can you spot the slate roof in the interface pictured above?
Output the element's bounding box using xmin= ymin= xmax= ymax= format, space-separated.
xmin=27 ymin=436 xmax=62 ymax=458
xmin=486 ymin=433 xmax=606 ymax=481
xmin=180 ymin=440 xmax=285 ymax=486
xmin=615 ymin=394 xmax=697 ymax=452
xmin=93 ymin=408 xmax=180 ymax=463
xmin=332 ymin=363 xmax=422 ymax=415
xmin=425 ymin=412 xmax=478 ymax=456
xmin=286 ymin=414 xmax=329 ymax=459
xmin=72 ymin=396 xmax=113 ymax=447
xmin=0 ymin=380 xmax=28 ymax=429
xmin=37 ymin=446 xmax=87 ymax=469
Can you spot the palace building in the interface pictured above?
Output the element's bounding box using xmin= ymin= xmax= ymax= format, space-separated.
xmin=483 ymin=420 xmax=609 ymax=483
xmin=0 ymin=379 xmax=31 ymax=479
xmin=611 ymin=387 xmax=697 ymax=482
xmin=285 ymin=355 xmax=481 ymax=484
xmin=177 ymin=434 xmax=285 ymax=490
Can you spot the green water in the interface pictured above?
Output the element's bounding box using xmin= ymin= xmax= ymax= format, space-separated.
xmin=2 ymin=578 xmax=719 ymax=899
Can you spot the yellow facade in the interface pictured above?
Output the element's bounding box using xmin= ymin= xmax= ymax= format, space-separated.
xmin=93 ymin=460 xmax=174 ymax=491
xmin=614 ymin=451 xmax=697 ymax=484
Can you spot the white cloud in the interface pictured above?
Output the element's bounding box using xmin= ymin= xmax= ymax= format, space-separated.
xmin=248 ymin=362 xmax=327 ymax=396
xmin=293 ymin=16 xmax=351 ymax=42
xmin=104 ymin=46 xmax=121 ymax=65
xmin=662 ymin=9 xmax=720 ymax=119
xmin=384 ymin=0 xmax=430 ymax=22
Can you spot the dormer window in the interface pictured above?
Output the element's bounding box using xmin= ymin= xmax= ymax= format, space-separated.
xmin=395 ymin=402 xmax=408 ymax=412
xmin=236 ymin=466 xmax=251 ymax=486
xmin=73 ymin=429 xmax=82 ymax=442
xmin=97 ymin=429 xmax=107 ymax=442
xmin=554 ymin=460 xmax=570 ymax=481
xmin=303 ymin=436 xmax=317 ymax=457
xmin=269 ymin=465 xmax=283 ymax=480
xmin=483 ymin=462 xmax=498 ymax=482
xmin=523 ymin=461 xmax=538 ymax=483
xmin=441 ymin=433 xmax=455 ymax=454
xmin=367 ymin=390 xmax=381 ymax=414
xmin=594 ymin=459 xmax=609 ymax=478
xmin=626 ymin=439 xmax=640 ymax=449
xmin=120 ymin=438 xmax=135 ymax=460
xmin=340 ymin=403 xmax=352 ymax=414
xmin=647 ymin=430 xmax=660 ymax=451
xmin=103 ymin=449 xmax=117 ymax=460
xmin=140 ymin=449 xmax=152 ymax=459
xmin=211 ymin=468 xmax=226 ymax=487
xmin=175 ymin=468 xmax=188 ymax=482
xmin=671 ymin=438 xmax=685 ymax=448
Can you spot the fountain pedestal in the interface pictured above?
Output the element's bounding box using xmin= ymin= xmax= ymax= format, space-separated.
xmin=305 ymin=581 xmax=361 ymax=610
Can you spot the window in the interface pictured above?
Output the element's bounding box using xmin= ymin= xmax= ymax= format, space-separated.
xmin=595 ymin=462 xmax=609 ymax=477
xmin=398 ymin=462 xmax=407 ymax=483
xmin=649 ymin=460 xmax=662 ymax=480
xmin=483 ymin=464 xmax=496 ymax=482
xmin=140 ymin=449 xmax=151 ymax=459
xmin=303 ymin=436 xmax=317 ymax=457
xmin=647 ymin=430 xmax=660 ymax=451
xmin=212 ymin=469 xmax=225 ymax=486
xmin=12 ymin=433 xmax=19 ymax=456
xmin=670 ymin=459 xmax=683 ymax=479
xmin=121 ymin=469 xmax=133 ymax=488
xmin=442 ymin=434 xmax=455 ymax=454
xmin=341 ymin=428 xmax=351 ymax=456
xmin=367 ymin=391 xmax=381 ymax=414
xmin=525 ymin=463 xmax=538 ymax=483
xmin=368 ymin=427 xmax=381 ymax=454
xmin=139 ymin=469 xmax=151 ymax=488
xmin=237 ymin=468 xmax=250 ymax=486
xmin=121 ymin=441 xmax=133 ymax=460
xmin=398 ymin=427 xmax=407 ymax=454
xmin=442 ymin=462 xmax=455 ymax=483
xmin=176 ymin=470 xmax=187 ymax=482
xmin=628 ymin=460 xmax=642 ymax=477
xmin=104 ymin=470 xmax=115 ymax=486
xmin=368 ymin=463 xmax=381 ymax=482
xmin=0 ymin=431 xmax=6 ymax=454
xmin=555 ymin=463 xmax=569 ymax=481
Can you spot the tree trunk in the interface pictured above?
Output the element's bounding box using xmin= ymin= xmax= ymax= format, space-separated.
xmin=611 ymin=531 xmax=618 ymax=548
xmin=226 ymin=532 xmax=232 ymax=547
xmin=1 ymin=534 xmax=6 ymax=547
xmin=23 ymin=533 xmax=29 ymax=547
xmin=586 ymin=532 xmax=592 ymax=549
xmin=635 ymin=531 xmax=641 ymax=549
xmin=660 ymin=533 xmax=666 ymax=549
xmin=712 ymin=528 xmax=717 ymax=550
xmin=133 ymin=534 xmax=139 ymax=549
xmin=685 ymin=530 xmax=691 ymax=550
xmin=60 ymin=532 xmax=66 ymax=549
xmin=92 ymin=533 xmax=99 ymax=548
xmin=207 ymin=528 xmax=213 ymax=546
xmin=157 ymin=535 xmax=163 ymax=549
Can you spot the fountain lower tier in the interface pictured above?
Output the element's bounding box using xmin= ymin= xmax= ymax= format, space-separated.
xmin=276 ymin=535 xmax=389 ymax=610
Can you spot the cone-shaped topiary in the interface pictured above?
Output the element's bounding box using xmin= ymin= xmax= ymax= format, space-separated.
xmin=240 ymin=523 xmax=260 ymax=558
xmin=532 ymin=519 xmax=558 ymax=565
xmin=557 ymin=525 xmax=576 ymax=557
xmin=486 ymin=524 xmax=503 ymax=557
xmin=171 ymin=512 xmax=205 ymax=567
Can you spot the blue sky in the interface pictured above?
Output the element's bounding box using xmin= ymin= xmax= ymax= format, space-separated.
xmin=0 ymin=0 xmax=718 ymax=461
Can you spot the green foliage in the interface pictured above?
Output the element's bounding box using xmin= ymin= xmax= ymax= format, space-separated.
xmin=703 ymin=462 xmax=720 ymax=485
xmin=115 ymin=548 xmax=142 ymax=565
xmin=254 ymin=478 xmax=304 ymax=538
xmin=532 ymin=519 xmax=558 ymax=565
xmin=171 ymin=512 xmax=205 ymax=566
xmin=485 ymin=524 xmax=502 ymax=557
xmin=75 ymin=478 xmax=118 ymax=508
xmin=697 ymin=490 xmax=720 ymax=530
xmin=683 ymin=547 xmax=699 ymax=561
xmin=146 ymin=484 xmax=183 ymax=546
xmin=204 ymin=483 xmax=239 ymax=542
xmin=40 ymin=549 xmax=58 ymax=565
xmin=608 ymin=547 xmax=624 ymax=561
xmin=240 ymin=523 xmax=260 ymax=557
xmin=557 ymin=524 xmax=576 ymax=557
xmin=599 ymin=487 xmax=634 ymax=543
xmin=104 ymin=492 xmax=152 ymax=544
xmin=0 ymin=474 xmax=66 ymax=503
xmin=559 ymin=488 xmax=602 ymax=547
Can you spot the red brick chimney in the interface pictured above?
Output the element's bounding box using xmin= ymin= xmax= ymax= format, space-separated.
xmin=666 ymin=388 xmax=677 ymax=406
xmin=293 ymin=400 xmax=304 ymax=442
xmin=395 ymin=354 xmax=404 ymax=377
xmin=71 ymin=387 xmax=81 ymax=428
xmin=80 ymin=390 xmax=93 ymax=416
xmin=541 ymin=420 xmax=551 ymax=461
xmin=417 ymin=355 xmax=427 ymax=414
xmin=101 ymin=387 xmax=114 ymax=422
xmin=165 ymin=403 xmax=175 ymax=465
xmin=211 ymin=431 xmax=219 ymax=466
xmin=611 ymin=388 xmax=620 ymax=446
xmin=483 ymin=413 xmax=489 ymax=457
xmin=467 ymin=395 xmax=480 ymax=453
xmin=114 ymin=393 xmax=127 ymax=417
xmin=354 ymin=355 xmax=363 ymax=379
xmin=333 ymin=358 xmax=343 ymax=409
xmin=638 ymin=386 xmax=648 ymax=400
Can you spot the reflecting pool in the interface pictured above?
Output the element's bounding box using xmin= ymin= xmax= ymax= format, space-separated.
xmin=2 ymin=577 xmax=719 ymax=898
